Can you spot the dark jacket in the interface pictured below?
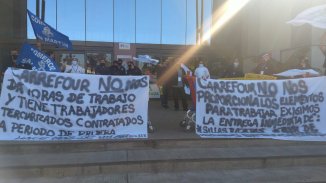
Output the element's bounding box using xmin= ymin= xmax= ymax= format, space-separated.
xmin=127 ymin=66 xmax=142 ymax=75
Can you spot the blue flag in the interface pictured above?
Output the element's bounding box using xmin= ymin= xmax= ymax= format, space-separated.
xmin=27 ymin=10 xmax=73 ymax=50
xmin=16 ymin=43 xmax=60 ymax=72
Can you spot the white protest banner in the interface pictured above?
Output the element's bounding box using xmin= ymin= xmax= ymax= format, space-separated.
xmin=0 ymin=68 xmax=149 ymax=140
xmin=196 ymin=77 xmax=326 ymax=141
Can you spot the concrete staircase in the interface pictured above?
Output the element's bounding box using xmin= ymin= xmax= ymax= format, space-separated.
xmin=1 ymin=139 xmax=326 ymax=183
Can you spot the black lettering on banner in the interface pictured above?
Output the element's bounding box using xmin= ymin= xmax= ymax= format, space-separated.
xmin=99 ymin=77 xmax=124 ymax=93
xmin=13 ymin=70 xmax=90 ymax=92
xmin=66 ymin=93 xmax=85 ymax=104
xmin=75 ymin=115 xmax=144 ymax=128
xmin=283 ymin=80 xmax=308 ymax=95
xmin=5 ymin=93 xmax=16 ymax=105
xmin=78 ymin=129 xmax=115 ymax=136
xmin=88 ymin=93 xmax=136 ymax=105
xmin=257 ymin=81 xmax=277 ymax=97
xmin=58 ymin=130 xmax=73 ymax=136
xmin=1 ymin=107 xmax=73 ymax=128
xmin=0 ymin=121 xmax=7 ymax=132
xmin=202 ymin=117 xmax=215 ymax=125
xmin=18 ymin=96 xmax=49 ymax=113
xmin=99 ymin=76 xmax=148 ymax=93
xmin=11 ymin=122 xmax=55 ymax=136
xmin=303 ymin=123 xmax=318 ymax=133
xmin=6 ymin=79 xmax=24 ymax=94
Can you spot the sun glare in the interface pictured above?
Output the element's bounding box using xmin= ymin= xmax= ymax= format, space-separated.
xmin=158 ymin=0 xmax=251 ymax=85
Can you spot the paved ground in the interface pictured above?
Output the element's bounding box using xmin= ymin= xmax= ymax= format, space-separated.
xmin=2 ymin=165 xmax=326 ymax=183
xmin=147 ymin=99 xmax=199 ymax=139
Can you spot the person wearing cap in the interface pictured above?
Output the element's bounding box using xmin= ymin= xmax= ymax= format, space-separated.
xmin=253 ymin=53 xmax=275 ymax=75
xmin=64 ymin=58 xmax=85 ymax=74
xmin=127 ymin=61 xmax=142 ymax=75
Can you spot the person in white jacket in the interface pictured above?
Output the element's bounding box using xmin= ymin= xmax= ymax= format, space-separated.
xmin=194 ymin=61 xmax=210 ymax=79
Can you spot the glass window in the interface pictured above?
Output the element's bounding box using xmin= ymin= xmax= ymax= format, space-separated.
xmin=86 ymin=0 xmax=113 ymax=42
xmin=59 ymin=52 xmax=86 ymax=73
xmin=114 ymin=0 xmax=135 ymax=43
xmin=202 ymin=0 xmax=212 ymax=44
xmin=162 ymin=0 xmax=187 ymax=45
xmin=135 ymin=0 xmax=161 ymax=44
xmin=86 ymin=52 xmax=112 ymax=74
xmin=57 ymin=0 xmax=85 ymax=41
xmin=27 ymin=0 xmax=56 ymax=39
xmin=27 ymin=0 xmax=36 ymax=39
xmin=186 ymin=0 xmax=197 ymax=45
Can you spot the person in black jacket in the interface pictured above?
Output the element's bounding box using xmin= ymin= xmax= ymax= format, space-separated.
xmin=95 ymin=59 xmax=109 ymax=75
xmin=171 ymin=62 xmax=188 ymax=111
xmin=117 ymin=59 xmax=126 ymax=75
xmin=127 ymin=61 xmax=142 ymax=75
xmin=108 ymin=60 xmax=120 ymax=75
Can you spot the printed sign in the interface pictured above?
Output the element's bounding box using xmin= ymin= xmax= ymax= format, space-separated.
xmin=119 ymin=43 xmax=131 ymax=50
xmin=27 ymin=10 xmax=73 ymax=50
xmin=16 ymin=43 xmax=60 ymax=72
xmin=196 ymin=77 xmax=326 ymax=141
xmin=0 ymin=68 xmax=149 ymax=140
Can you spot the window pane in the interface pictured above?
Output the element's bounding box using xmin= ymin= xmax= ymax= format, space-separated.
xmin=27 ymin=0 xmax=57 ymax=40
xmin=86 ymin=52 xmax=112 ymax=74
xmin=59 ymin=53 xmax=86 ymax=73
xmin=27 ymin=0 xmax=36 ymax=39
xmin=203 ymin=0 xmax=212 ymax=44
xmin=162 ymin=0 xmax=186 ymax=45
xmin=186 ymin=0 xmax=196 ymax=45
xmin=57 ymin=0 xmax=85 ymax=41
xmin=136 ymin=0 xmax=161 ymax=44
xmin=86 ymin=0 xmax=113 ymax=42
xmin=114 ymin=0 xmax=135 ymax=43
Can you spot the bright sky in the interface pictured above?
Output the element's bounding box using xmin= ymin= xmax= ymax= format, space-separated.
xmin=27 ymin=0 xmax=212 ymax=45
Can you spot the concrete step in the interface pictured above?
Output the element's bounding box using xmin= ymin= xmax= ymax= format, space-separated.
xmin=1 ymin=165 xmax=326 ymax=183
xmin=1 ymin=139 xmax=326 ymax=154
xmin=1 ymin=145 xmax=326 ymax=178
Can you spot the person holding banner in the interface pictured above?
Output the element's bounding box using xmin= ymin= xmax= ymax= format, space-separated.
xmin=64 ymin=58 xmax=85 ymax=74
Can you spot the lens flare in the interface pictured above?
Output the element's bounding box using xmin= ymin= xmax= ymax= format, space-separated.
xmin=158 ymin=0 xmax=251 ymax=85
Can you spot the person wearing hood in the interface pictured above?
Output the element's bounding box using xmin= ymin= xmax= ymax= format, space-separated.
xmin=194 ymin=61 xmax=210 ymax=80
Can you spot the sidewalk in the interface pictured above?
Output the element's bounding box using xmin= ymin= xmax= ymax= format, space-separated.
xmin=148 ymin=99 xmax=199 ymax=140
